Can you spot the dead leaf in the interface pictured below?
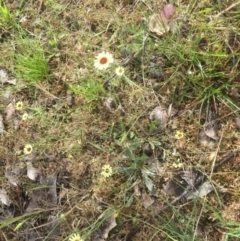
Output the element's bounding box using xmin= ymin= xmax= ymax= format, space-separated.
xmin=148 ymin=4 xmax=174 ymax=36
xmin=147 ymin=154 xmax=164 ymax=176
xmin=133 ymin=183 xmax=141 ymax=196
xmin=104 ymin=97 xmax=116 ymax=110
xmin=199 ymin=110 xmax=218 ymax=149
xmin=186 ymin=181 xmax=214 ymax=200
xmin=16 ymin=184 xmax=29 ymax=215
xmin=148 ymin=13 xmax=170 ymax=36
xmin=0 ymin=69 xmax=16 ymax=85
xmin=236 ymin=117 xmax=240 ymax=129
xmin=141 ymin=168 xmax=156 ymax=193
xmin=14 ymin=118 xmax=20 ymax=130
xmin=165 ymin=169 xmax=214 ymax=200
xmin=66 ymin=91 xmax=73 ymax=106
xmin=180 ymin=169 xmax=201 ymax=188
xmin=142 ymin=191 xmax=154 ymax=209
xmin=150 ymin=105 xmax=168 ymax=130
xmin=0 ymin=69 xmax=8 ymax=84
xmin=0 ymin=114 xmax=4 ymax=134
xmin=26 ymin=162 xmax=41 ymax=181
xmin=45 ymin=214 xmax=62 ymax=240
xmin=0 ymin=189 xmax=11 ymax=206
xmin=203 ymin=111 xmax=218 ymax=140
xmin=93 ymin=214 xmax=117 ymax=241
xmin=164 ymin=178 xmax=186 ymax=197
xmin=167 ymin=103 xmax=177 ymax=117
xmin=26 ymin=175 xmax=57 ymax=213
xmin=5 ymin=102 xmax=15 ymax=120
xmin=5 ymin=164 xmax=25 ymax=186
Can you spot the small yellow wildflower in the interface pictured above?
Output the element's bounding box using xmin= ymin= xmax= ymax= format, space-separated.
xmin=173 ymin=160 xmax=183 ymax=168
xmin=94 ymin=51 xmax=114 ymax=70
xmin=15 ymin=101 xmax=23 ymax=111
xmin=101 ymin=164 xmax=113 ymax=177
xmin=115 ymin=66 xmax=125 ymax=76
xmin=24 ymin=144 xmax=33 ymax=155
xmin=113 ymin=212 xmax=119 ymax=218
xmin=69 ymin=233 xmax=83 ymax=241
xmin=22 ymin=113 xmax=28 ymax=121
xmin=175 ymin=131 xmax=184 ymax=139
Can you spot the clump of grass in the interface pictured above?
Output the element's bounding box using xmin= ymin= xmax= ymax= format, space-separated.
xmin=0 ymin=3 xmax=14 ymax=30
xmin=14 ymin=39 xmax=49 ymax=83
xmin=68 ymin=80 xmax=105 ymax=103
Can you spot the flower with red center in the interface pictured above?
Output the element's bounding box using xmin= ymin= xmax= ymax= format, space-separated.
xmin=94 ymin=51 xmax=114 ymax=70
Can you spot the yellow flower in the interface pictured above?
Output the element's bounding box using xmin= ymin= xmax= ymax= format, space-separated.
xmin=172 ymin=159 xmax=183 ymax=168
xmin=22 ymin=113 xmax=28 ymax=120
xmin=101 ymin=164 xmax=113 ymax=177
xmin=113 ymin=212 xmax=119 ymax=218
xmin=24 ymin=144 xmax=33 ymax=155
xmin=175 ymin=131 xmax=184 ymax=139
xmin=94 ymin=51 xmax=114 ymax=70
xmin=115 ymin=66 xmax=125 ymax=76
xmin=69 ymin=233 xmax=83 ymax=241
xmin=15 ymin=101 xmax=23 ymax=110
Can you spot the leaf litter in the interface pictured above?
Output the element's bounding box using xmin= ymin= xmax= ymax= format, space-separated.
xmin=92 ymin=211 xmax=117 ymax=241
xmin=148 ymin=4 xmax=175 ymax=36
xmin=164 ymin=169 xmax=214 ymax=201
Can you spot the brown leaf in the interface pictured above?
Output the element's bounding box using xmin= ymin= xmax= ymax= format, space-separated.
xmin=164 ymin=178 xmax=186 ymax=197
xmin=133 ymin=183 xmax=141 ymax=197
xmin=26 ymin=162 xmax=41 ymax=181
xmin=141 ymin=191 xmax=154 ymax=209
xmin=180 ymin=169 xmax=200 ymax=188
xmin=148 ymin=4 xmax=174 ymax=36
xmin=148 ymin=13 xmax=170 ymax=36
xmin=150 ymin=105 xmax=168 ymax=130
xmin=236 ymin=117 xmax=240 ymax=129
xmin=199 ymin=110 xmax=218 ymax=149
xmin=5 ymin=164 xmax=25 ymax=186
xmin=104 ymin=97 xmax=116 ymax=110
xmin=0 ymin=69 xmax=8 ymax=84
xmin=0 ymin=114 xmax=4 ymax=134
xmin=203 ymin=111 xmax=218 ymax=140
xmin=5 ymin=102 xmax=15 ymax=120
xmin=93 ymin=215 xmax=117 ymax=241
xmin=0 ymin=189 xmax=11 ymax=206
xmin=26 ymin=175 xmax=57 ymax=213
xmin=165 ymin=169 xmax=214 ymax=200
xmin=186 ymin=181 xmax=214 ymax=200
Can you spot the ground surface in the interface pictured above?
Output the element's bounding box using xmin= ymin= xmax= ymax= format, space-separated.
xmin=0 ymin=0 xmax=240 ymax=241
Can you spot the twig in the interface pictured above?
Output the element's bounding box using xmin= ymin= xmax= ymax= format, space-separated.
xmin=125 ymin=149 xmax=240 ymax=241
xmin=34 ymin=83 xmax=61 ymax=100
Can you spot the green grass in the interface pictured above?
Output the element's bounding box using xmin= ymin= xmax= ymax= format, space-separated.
xmin=0 ymin=2 xmax=14 ymax=29
xmin=67 ymin=79 xmax=105 ymax=103
xmin=14 ymin=39 xmax=49 ymax=83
